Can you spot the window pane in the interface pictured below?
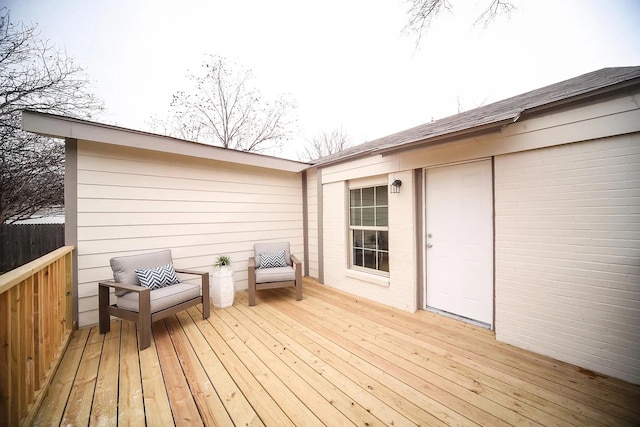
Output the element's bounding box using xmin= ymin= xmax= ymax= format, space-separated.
xmin=350 ymin=208 xmax=361 ymax=226
xmin=376 ymin=185 xmax=387 ymax=205
xmin=350 ymin=189 xmax=361 ymax=207
xmin=363 ymin=250 xmax=376 ymax=269
xmin=362 ymin=187 xmax=374 ymax=206
xmin=378 ymin=252 xmax=389 ymax=272
xmin=353 ymin=248 xmax=363 ymax=267
xmin=363 ymin=230 xmax=377 ymax=249
xmin=362 ymin=207 xmax=375 ymax=226
xmin=349 ymin=185 xmax=390 ymax=274
xmin=378 ymin=231 xmax=388 ymax=251
xmin=376 ymin=206 xmax=388 ymax=226
xmin=353 ymin=230 xmax=363 ymax=249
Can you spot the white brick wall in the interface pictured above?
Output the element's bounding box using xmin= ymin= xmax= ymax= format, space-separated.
xmin=322 ymin=171 xmax=417 ymax=312
xmin=494 ymin=134 xmax=640 ymax=384
xmin=387 ymin=170 xmax=418 ymax=312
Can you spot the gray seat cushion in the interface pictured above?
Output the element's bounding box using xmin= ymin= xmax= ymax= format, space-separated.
xmin=255 ymin=266 xmax=296 ymax=284
xmin=116 ymin=282 xmax=200 ymax=313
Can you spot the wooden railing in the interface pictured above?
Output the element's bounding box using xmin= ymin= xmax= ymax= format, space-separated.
xmin=0 ymin=246 xmax=74 ymax=427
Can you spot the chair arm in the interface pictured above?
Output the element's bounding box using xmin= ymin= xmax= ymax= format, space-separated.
xmin=174 ymin=268 xmax=208 ymax=276
xmin=290 ymin=254 xmax=301 ymax=267
xmin=175 ymin=269 xmax=209 ymax=305
xmin=248 ymin=257 xmax=255 ymax=269
xmin=98 ymin=280 xmax=147 ymax=293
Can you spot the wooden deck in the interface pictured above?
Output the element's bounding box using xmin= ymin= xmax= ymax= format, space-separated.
xmin=34 ymin=279 xmax=640 ymax=426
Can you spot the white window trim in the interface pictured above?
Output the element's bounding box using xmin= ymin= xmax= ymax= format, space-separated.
xmin=345 ymin=268 xmax=390 ymax=287
xmin=348 ymin=182 xmax=390 ymax=276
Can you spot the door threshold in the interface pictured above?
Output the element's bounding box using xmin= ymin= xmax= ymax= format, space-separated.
xmin=425 ymin=307 xmax=492 ymax=330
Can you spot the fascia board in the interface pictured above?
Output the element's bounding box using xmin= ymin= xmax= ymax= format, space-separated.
xmin=21 ymin=110 xmax=310 ymax=173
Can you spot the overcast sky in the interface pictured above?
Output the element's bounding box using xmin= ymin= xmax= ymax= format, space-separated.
xmin=5 ymin=0 xmax=640 ymax=159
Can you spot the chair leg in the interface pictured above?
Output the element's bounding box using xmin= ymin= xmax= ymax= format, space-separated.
xmin=295 ymin=266 xmax=303 ymax=301
xmin=98 ymin=284 xmax=111 ymax=334
xmin=202 ymin=272 xmax=210 ymax=319
xmin=138 ymin=289 xmax=151 ymax=350
xmin=138 ymin=317 xmax=151 ymax=350
xmin=248 ymin=267 xmax=256 ymax=306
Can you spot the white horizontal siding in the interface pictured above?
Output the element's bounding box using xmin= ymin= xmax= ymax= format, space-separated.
xmin=76 ymin=140 xmax=304 ymax=327
xmin=494 ymin=133 xmax=640 ymax=384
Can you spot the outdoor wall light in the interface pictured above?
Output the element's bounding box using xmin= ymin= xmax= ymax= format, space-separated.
xmin=390 ymin=179 xmax=402 ymax=194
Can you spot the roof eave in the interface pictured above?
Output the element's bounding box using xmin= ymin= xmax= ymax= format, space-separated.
xmin=21 ymin=110 xmax=311 ymax=173
xmin=373 ymin=117 xmax=517 ymax=158
xmin=372 ymin=76 xmax=640 ymax=158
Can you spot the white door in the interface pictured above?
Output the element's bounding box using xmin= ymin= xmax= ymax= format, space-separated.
xmin=425 ymin=160 xmax=494 ymax=326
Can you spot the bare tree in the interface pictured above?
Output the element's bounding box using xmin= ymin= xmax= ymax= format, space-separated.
xmin=405 ymin=0 xmax=517 ymax=45
xmin=147 ymin=110 xmax=205 ymax=143
xmin=455 ymin=95 xmax=488 ymax=113
xmin=298 ymin=128 xmax=351 ymax=162
xmin=0 ymin=9 xmax=103 ymax=224
xmin=150 ymin=55 xmax=295 ymax=154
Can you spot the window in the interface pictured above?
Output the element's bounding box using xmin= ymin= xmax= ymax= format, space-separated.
xmin=349 ymin=185 xmax=389 ymax=273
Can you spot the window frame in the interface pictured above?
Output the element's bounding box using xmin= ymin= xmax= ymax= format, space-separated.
xmin=348 ymin=184 xmax=390 ymax=276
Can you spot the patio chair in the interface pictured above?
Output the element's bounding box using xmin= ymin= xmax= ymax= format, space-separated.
xmin=98 ymin=249 xmax=210 ymax=350
xmin=248 ymin=242 xmax=302 ymax=306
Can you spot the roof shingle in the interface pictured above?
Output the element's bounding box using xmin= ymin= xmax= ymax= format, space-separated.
xmin=315 ymin=67 xmax=640 ymax=166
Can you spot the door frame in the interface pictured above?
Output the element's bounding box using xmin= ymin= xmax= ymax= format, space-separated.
xmin=421 ymin=158 xmax=495 ymax=329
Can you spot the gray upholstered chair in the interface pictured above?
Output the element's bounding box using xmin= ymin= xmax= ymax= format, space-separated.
xmin=98 ymin=249 xmax=210 ymax=349
xmin=248 ymin=242 xmax=302 ymax=306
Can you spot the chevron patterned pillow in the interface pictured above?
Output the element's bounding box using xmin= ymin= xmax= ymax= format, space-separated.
xmin=259 ymin=251 xmax=287 ymax=269
xmin=135 ymin=263 xmax=180 ymax=290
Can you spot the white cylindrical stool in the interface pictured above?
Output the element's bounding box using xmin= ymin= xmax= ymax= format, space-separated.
xmin=211 ymin=266 xmax=235 ymax=308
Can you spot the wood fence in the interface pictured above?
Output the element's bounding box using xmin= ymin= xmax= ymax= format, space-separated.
xmin=0 ymin=246 xmax=74 ymax=427
xmin=0 ymin=224 xmax=65 ymax=274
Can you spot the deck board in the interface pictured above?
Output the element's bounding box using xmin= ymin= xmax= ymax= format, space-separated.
xmin=153 ymin=320 xmax=203 ymax=426
xmin=175 ymin=309 xmax=263 ymax=426
xmin=118 ymin=320 xmax=145 ymax=426
xmin=34 ymin=279 xmax=640 ymax=426
xmin=138 ymin=322 xmax=174 ymax=427
xmin=303 ymin=284 xmax=639 ymax=424
xmin=91 ymin=322 xmax=120 ymax=426
xmin=229 ymin=298 xmax=383 ymax=426
xmin=237 ymin=292 xmax=446 ymax=426
xmin=165 ymin=313 xmax=233 ymax=426
xmin=185 ymin=305 xmax=295 ymax=427
xmin=60 ymin=326 xmax=103 ymax=426
xmin=32 ymin=327 xmax=89 ymax=427
xmin=283 ymin=291 xmax=534 ymax=426
xmin=301 ymin=285 xmax=601 ymax=426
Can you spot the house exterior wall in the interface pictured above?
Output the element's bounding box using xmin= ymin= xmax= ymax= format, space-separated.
xmin=74 ymin=140 xmax=304 ymax=327
xmin=321 ymin=171 xmax=418 ymax=312
xmin=316 ymin=90 xmax=640 ymax=383
xmin=494 ymin=133 xmax=640 ymax=384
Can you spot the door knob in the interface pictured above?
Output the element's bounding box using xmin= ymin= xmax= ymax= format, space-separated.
xmin=427 ymin=243 xmax=433 ymax=248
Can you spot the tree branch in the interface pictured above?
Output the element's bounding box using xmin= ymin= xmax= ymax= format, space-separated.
xmin=151 ymin=54 xmax=294 ymax=154
xmin=0 ymin=9 xmax=103 ymax=223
